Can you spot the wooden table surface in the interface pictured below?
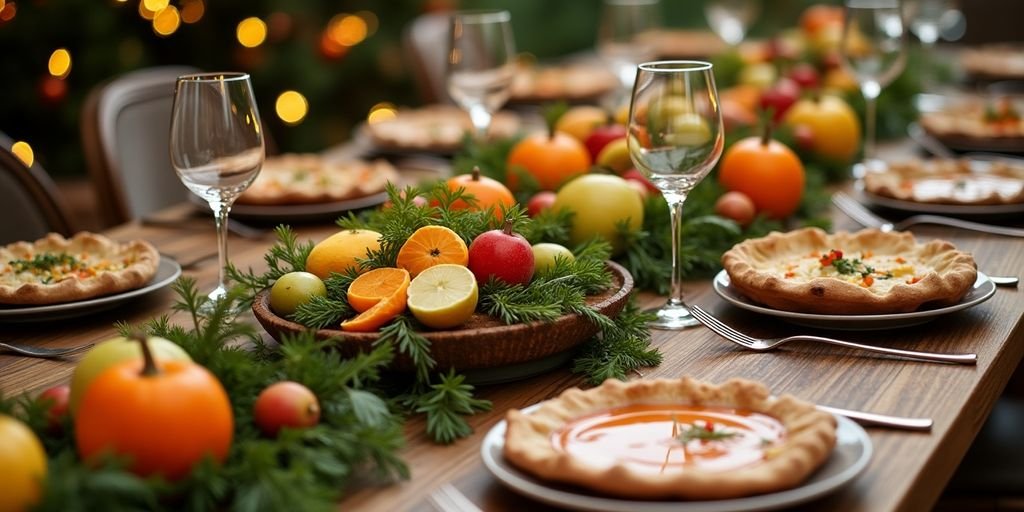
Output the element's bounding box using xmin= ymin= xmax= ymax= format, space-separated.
xmin=2 ymin=181 xmax=1023 ymax=512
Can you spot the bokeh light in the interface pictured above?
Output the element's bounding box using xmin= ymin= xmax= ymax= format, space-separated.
xmin=142 ymin=0 xmax=168 ymax=12
xmin=48 ymin=48 xmax=71 ymax=79
xmin=328 ymin=14 xmax=368 ymax=47
xmin=11 ymin=141 xmax=34 ymax=168
xmin=357 ymin=10 xmax=379 ymax=36
xmin=237 ymin=17 xmax=267 ymax=48
xmin=152 ymin=6 xmax=181 ymax=36
xmin=180 ymin=0 xmax=204 ymax=24
xmin=275 ymin=91 xmax=308 ymax=125
xmin=367 ymin=102 xmax=397 ymax=125
xmin=0 ymin=1 xmax=6 ymax=12
xmin=138 ymin=0 xmax=156 ymax=20
xmin=0 ymin=1 xmax=17 ymax=23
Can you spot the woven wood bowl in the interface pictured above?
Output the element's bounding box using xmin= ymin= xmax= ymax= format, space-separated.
xmin=252 ymin=261 xmax=633 ymax=373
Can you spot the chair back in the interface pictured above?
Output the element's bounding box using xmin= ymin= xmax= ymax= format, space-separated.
xmin=82 ymin=66 xmax=199 ymax=226
xmin=0 ymin=133 xmax=74 ymax=244
xmin=403 ymin=12 xmax=453 ymax=104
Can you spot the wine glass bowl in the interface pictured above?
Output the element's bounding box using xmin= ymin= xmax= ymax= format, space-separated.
xmin=446 ymin=10 xmax=515 ymax=140
xmin=170 ymin=72 xmax=264 ymax=302
xmin=703 ymin=0 xmax=760 ymax=46
xmin=628 ymin=61 xmax=724 ymax=329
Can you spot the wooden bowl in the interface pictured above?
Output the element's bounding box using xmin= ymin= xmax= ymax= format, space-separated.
xmin=252 ymin=261 xmax=634 ymax=372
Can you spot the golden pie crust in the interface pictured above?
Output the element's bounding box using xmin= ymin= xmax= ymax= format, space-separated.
xmin=722 ymin=228 xmax=977 ymax=314
xmin=365 ymin=105 xmax=520 ymax=153
xmin=863 ymin=159 xmax=1024 ymax=205
xmin=504 ymin=377 xmax=836 ymax=500
xmin=237 ymin=154 xmax=398 ymax=206
xmin=920 ymin=97 xmax=1024 ymax=142
xmin=0 ymin=232 xmax=160 ymax=305
xmin=960 ymin=45 xmax=1024 ymax=80
xmin=510 ymin=62 xmax=618 ymax=103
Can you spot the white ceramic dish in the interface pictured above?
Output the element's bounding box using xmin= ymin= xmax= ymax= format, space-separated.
xmin=480 ymin=403 xmax=872 ymax=512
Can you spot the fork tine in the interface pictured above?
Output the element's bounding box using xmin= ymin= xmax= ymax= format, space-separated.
xmin=832 ymin=193 xmax=884 ymax=228
xmin=690 ymin=306 xmax=758 ymax=346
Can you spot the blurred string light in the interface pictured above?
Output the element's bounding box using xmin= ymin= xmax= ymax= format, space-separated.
xmin=138 ymin=1 xmax=156 ymax=20
xmin=11 ymin=141 xmax=34 ymax=168
xmin=152 ymin=5 xmax=180 ymax=36
xmin=275 ymin=91 xmax=308 ymax=125
xmin=143 ymin=0 xmax=168 ymax=12
xmin=367 ymin=102 xmax=397 ymax=124
xmin=0 ymin=1 xmax=16 ymax=23
xmin=237 ymin=17 xmax=267 ymax=48
xmin=180 ymin=0 xmax=204 ymax=24
xmin=357 ymin=10 xmax=378 ymax=36
xmin=328 ymin=14 xmax=367 ymax=47
xmin=0 ymin=1 xmax=5 ymax=11
xmin=48 ymin=48 xmax=71 ymax=79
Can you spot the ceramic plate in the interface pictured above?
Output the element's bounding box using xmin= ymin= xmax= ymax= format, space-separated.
xmin=0 ymin=256 xmax=181 ymax=323
xmin=856 ymin=187 xmax=1024 ymax=217
xmin=228 ymin=192 xmax=389 ymax=222
xmin=480 ymin=403 xmax=872 ymax=512
xmin=712 ymin=270 xmax=997 ymax=330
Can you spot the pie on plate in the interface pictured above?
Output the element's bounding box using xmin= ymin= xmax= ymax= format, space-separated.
xmin=364 ymin=105 xmax=521 ymax=153
xmin=509 ymin=62 xmax=618 ymax=103
xmin=503 ymin=377 xmax=836 ymax=500
xmin=960 ymin=45 xmax=1024 ymax=81
xmin=862 ymin=158 xmax=1024 ymax=206
xmin=237 ymin=154 xmax=398 ymax=206
xmin=721 ymin=228 xmax=977 ymax=315
xmin=919 ymin=96 xmax=1024 ymax=148
xmin=0 ymin=232 xmax=160 ymax=306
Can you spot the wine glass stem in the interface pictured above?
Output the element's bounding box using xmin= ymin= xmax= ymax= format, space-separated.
xmin=666 ymin=195 xmax=687 ymax=307
xmin=862 ymin=82 xmax=881 ymax=161
xmin=468 ymin=105 xmax=492 ymax=140
xmin=211 ymin=200 xmax=232 ymax=295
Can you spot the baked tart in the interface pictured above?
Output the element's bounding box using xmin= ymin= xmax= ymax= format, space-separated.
xmin=504 ymin=377 xmax=836 ymax=500
xmin=365 ymin=105 xmax=520 ymax=153
xmin=509 ymin=61 xmax=618 ymax=103
xmin=920 ymin=96 xmax=1024 ymax=148
xmin=722 ymin=228 xmax=977 ymax=315
xmin=863 ymin=159 xmax=1024 ymax=206
xmin=0 ymin=232 xmax=160 ymax=305
xmin=238 ymin=154 xmax=398 ymax=206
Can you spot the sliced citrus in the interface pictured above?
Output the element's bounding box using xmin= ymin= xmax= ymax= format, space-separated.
xmin=340 ymin=275 xmax=409 ymax=332
xmin=406 ymin=264 xmax=479 ymax=330
xmin=395 ymin=225 xmax=469 ymax=277
xmin=347 ymin=267 xmax=410 ymax=313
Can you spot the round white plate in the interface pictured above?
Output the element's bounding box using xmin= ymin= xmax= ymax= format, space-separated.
xmin=712 ymin=270 xmax=997 ymax=330
xmin=480 ymin=403 xmax=872 ymax=512
xmin=0 ymin=256 xmax=181 ymax=323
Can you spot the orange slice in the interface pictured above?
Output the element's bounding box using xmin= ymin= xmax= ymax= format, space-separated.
xmin=340 ymin=276 xmax=409 ymax=332
xmin=347 ymin=267 xmax=410 ymax=313
xmin=395 ymin=225 xmax=469 ymax=277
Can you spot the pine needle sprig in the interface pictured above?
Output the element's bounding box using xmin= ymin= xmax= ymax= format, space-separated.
xmin=520 ymin=207 xmax=572 ymax=246
xmin=412 ymin=369 xmax=492 ymax=444
xmin=375 ymin=316 xmax=435 ymax=384
xmin=291 ymin=295 xmax=352 ymax=329
xmin=225 ymin=225 xmax=314 ymax=304
xmin=572 ymin=297 xmax=662 ymax=385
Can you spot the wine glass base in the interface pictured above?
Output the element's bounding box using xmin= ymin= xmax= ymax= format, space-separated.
xmin=646 ymin=303 xmax=701 ymax=330
xmin=198 ymin=285 xmax=235 ymax=314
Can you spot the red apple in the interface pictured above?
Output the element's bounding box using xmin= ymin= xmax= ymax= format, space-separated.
xmin=526 ymin=191 xmax=557 ymax=217
xmin=715 ymin=191 xmax=757 ymax=227
xmin=788 ymin=63 xmax=820 ymax=90
xmin=38 ymin=385 xmax=70 ymax=432
xmin=622 ymin=169 xmax=660 ymax=196
xmin=792 ymin=124 xmax=816 ymax=152
xmin=467 ymin=219 xmax=535 ymax=286
xmin=759 ymin=78 xmax=801 ymax=123
xmin=583 ymin=124 xmax=628 ymax=161
xmin=253 ymin=381 xmax=320 ymax=437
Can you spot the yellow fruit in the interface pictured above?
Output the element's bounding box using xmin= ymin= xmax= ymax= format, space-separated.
xmin=614 ymin=103 xmax=630 ymax=125
xmin=595 ymin=138 xmax=631 ymax=173
xmin=555 ymin=106 xmax=609 ymax=142
xmin=738 ymin=62 xmax=777 ymax=89
xmin=553 ymin=174 xmax=643 ymax=255
xmin=305 ymin=229 xmax=382 ymax=279
xmin=783 ymin=95 xmax=861 ymax=163
xmin=0 ymin=415 xmax=47 ymax=512
xmin=406 ymin=264 xmax=479 ymax=330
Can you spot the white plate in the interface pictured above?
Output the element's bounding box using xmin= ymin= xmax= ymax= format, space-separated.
xmin=0 ymin=256 xmax=181 ymax=323
xmin=480 ymin=403 xmax=872 ymax=512
xmin=712 ymin=270 xmax=997 ymax=331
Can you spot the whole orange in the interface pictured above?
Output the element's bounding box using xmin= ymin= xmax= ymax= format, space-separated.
xmin=719 ymin=132 xmax=805 ymax=219
xmin=506 ymin=132 xmax=591 ymax=191
xmin=441 ymin=167 xmax=515 ymax=219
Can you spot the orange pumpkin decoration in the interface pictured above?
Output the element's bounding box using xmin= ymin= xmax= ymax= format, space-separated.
xmin=75 ymin=336 xmax=233 ymax=481
xmin=506 ymin=132 xmax=591 ymax=191
xmin=440 ymin=166 xmax=515 ymax=219
xmin=718 ymin=125 xmax=805 ymax=219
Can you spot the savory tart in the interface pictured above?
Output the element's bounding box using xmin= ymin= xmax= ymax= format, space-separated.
xmin=722 ymin=228 xmax=977 ymax=314
xmin=960 ymin=45 xmax=1024 ymax=81
xmin=509 ymin=62 xmax=618 ymax=103
xmin=0 ymin=232 xmax=160 ymax=305
xmin=504 ymin=377 xmax=836 ymax=500
xmin=863 ymin=158 xmax=1024 ymax=206
xmin=365 ymin=105 xmax=520 ymax=153
xmin=920 ymin=96 xmax=1024 ymax=146
xmin=237 ymin=154 xmax=398 ymax=206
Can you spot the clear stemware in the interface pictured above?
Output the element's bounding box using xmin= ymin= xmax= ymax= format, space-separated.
xmin=597 ymin=0 xmax=660 ymax=96
xmin=841 ymin=0 xmax=907 ymax=163
xmin=627 ymin=61 xmax=724 ymax=330
xmin=446 ymin=10 xmax=515 ymax=141
xmin=703 ymin=0 xmax=761 ymax=46
xmin=902 ymin=0 xmax=955 ymax=90
xmin=170 ymin=72 xmax=264 ymax=303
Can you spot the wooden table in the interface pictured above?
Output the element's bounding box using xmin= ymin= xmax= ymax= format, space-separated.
xmin=2 ymin=188 xmax=1023 ymax=512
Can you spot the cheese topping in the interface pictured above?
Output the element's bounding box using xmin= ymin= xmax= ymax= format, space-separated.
xmin=1 ymin=251 xmax=131 ymax=286
xmin=773 ymin=249 xmax=931 ymax=294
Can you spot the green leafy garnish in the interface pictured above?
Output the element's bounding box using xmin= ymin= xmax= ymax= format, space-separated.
xmin=675 ymin=419 xmax=739 ymax=444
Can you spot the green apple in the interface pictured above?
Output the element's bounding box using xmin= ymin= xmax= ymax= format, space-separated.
xmin=595 ymin=138 xmax=632 ymax=174
xmin=269 ymin=271 xmax=327 ymax=316
xmin=531 ymin=243 xmax=575 ymax=274
xmin=553 ymin=174 xmax=644 ymax=255
xmin=69 ymin=336 xmax=192 ymax=415
xmin=738 ymin=62 xmax=777 ymax=89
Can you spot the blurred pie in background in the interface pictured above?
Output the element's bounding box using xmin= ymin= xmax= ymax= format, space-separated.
xmin=365 ymin=105 xmax=521 ymax=153
xmin=238 ymin=154 xmax=398 ymax=206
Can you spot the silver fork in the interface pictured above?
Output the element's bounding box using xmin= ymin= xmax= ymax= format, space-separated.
xmin=832 ymin=191 xmax=1024 ymax=238
xmin=427 ymin=483 xmax=482 ymax=512
xmin=689 ymin=305 xmax=977 ymax=365
xmin=0 ymin=342 xmax=94 ymax=359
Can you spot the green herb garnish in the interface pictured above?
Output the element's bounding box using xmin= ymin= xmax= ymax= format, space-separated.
xmin=9 ymin=253 xmax=82 ymax=273
xmin=674 ymin=417 xmax=738 ymax=444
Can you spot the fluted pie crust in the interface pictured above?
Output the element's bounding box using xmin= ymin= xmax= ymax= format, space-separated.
xmin=504 ymin=377 xmax=837 ymax=500
xmin=0 ymin=232 xmax=159 ymax=305
xmin=863 ymin=159 xmax=1024 ymax=206
xmin=238 ymin=154 xmax=398 ymax=206
xmin=722 ymin=228 xmax=977 ymax=314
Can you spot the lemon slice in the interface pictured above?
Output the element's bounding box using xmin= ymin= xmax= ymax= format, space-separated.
xmin=406 ymin=264 xmax=479 ymax=329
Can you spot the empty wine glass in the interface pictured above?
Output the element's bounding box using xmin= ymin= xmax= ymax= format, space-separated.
xmin=597 ymin=0 xmax=660 ymax=93
xmin=841 ymin=0 xmax=907 ymax=162
xmin=903 ymin=0 xmax=955 ymax=89
xmin=446 ymin=10 xmax=515 ymax=140
xmin=704 ymin=0 xmax=760 ymax=46
xmin=627 ymin=61 xmax=724 ymax=329
xmin=170 ymin=72 xmax=264 ymax=303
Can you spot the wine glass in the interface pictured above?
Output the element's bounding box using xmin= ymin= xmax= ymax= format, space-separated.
xmin=841 ymin=0 xmax=907 ymax=163
xmin=598 ymin=0 xmax=660 ymax=95
xmin=902 ymin=0 xmax=955 ymax=89
xmin=627 ymin=61 xmax=724 ymax=329
xmin=704 ymin=0 xmax=760 ymax=46
xmin=446 ymin=10 xmax=515 ymax=140
xmin=170 ymin=72 xmax=264 ymax=303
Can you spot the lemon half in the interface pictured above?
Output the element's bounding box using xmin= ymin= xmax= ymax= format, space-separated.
xmin=406 ymin=264 xmax=479 ymax=329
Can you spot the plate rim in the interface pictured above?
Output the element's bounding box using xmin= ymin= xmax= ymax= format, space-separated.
xmin=0 ymin=255 xmax=182 ymax=318
xmin=711 ymin=269 xmax=997 ymax=323
xmin=855 ymin=183 xmax=1024 ymax=216
xmin=480 ymin=403 xmax=873 ymax=512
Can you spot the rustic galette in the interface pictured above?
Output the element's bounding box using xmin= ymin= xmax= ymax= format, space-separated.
xmin=721 ymin=228 xmax=977 ymax=314
xmin=237 ymin=154 xmax=398 ymax=206
xmin=365 ymin=105 xmax=520 ymax=153
xmin=862 ymin=158 xmax=1024 ymax=206
xmin=504 ymin=377 xmax=836 ymax=500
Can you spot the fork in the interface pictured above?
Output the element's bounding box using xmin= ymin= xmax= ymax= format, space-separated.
xmin=689 ymin=305 xmax=977 ymax=365
xmin=427 ymin=483 xmax=482 ymax=512
xmin=832 ymin=191 xmax=1024 ymax=238
xmin=0 ymin=342 xmax=94 ymax=359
